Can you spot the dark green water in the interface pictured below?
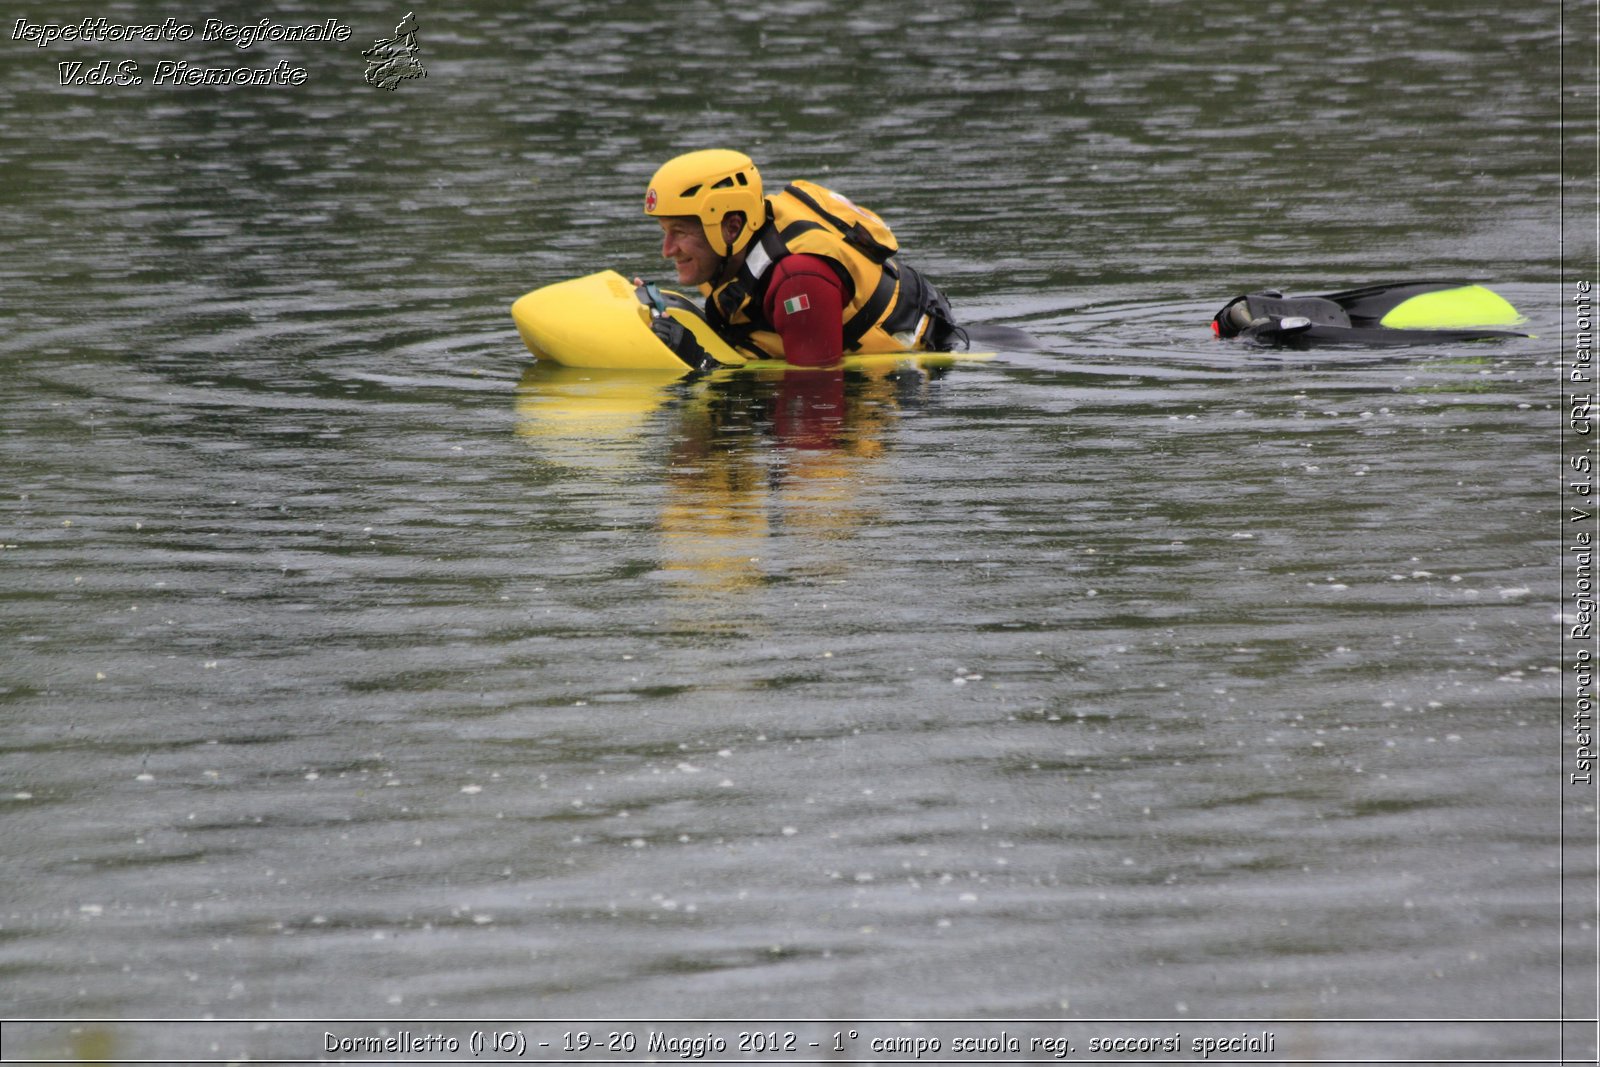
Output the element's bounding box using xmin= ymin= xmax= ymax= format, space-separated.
xmin=1 ymin=0 xmax=1593 ymax=1061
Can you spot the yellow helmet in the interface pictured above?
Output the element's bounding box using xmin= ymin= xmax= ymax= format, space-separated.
xmin=644 ymin=149 xmax=764 ymax=258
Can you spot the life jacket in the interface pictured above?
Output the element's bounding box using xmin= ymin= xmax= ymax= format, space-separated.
xmin=702 ymin=181 xmax=954 ymax=360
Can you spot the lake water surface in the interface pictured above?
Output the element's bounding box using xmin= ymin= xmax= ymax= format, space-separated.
xmin=1 ymin=0 xmax=1592 ymax=1062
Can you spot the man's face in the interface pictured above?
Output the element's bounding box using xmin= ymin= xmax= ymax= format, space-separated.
xmin=659 ymin=216 xmax=720 ymax=287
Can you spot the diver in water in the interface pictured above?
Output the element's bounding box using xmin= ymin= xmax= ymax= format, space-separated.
xmin=640 ymin=149 xmax=961 ymax=369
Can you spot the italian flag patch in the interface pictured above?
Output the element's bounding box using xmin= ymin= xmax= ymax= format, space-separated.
xmin=782 ymin=294 xmax=811 ymax=315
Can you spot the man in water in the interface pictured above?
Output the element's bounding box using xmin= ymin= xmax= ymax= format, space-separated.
xmin=641 ymin=149 xmax=959 ymax=368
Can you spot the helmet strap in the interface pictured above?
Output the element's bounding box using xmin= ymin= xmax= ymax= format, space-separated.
xmin=713 ymin=203 xmax=767 ymax=285
xmin=711 ymin=211 xmax=742 ymax=284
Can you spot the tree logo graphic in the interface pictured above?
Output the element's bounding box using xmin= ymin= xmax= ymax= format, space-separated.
xmin=363 ymin=12 xmax=426 ymax=91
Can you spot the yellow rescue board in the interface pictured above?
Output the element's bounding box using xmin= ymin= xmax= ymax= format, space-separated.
xmin=511 ymin=271 xmax=993 ymax=374
xmin=512 ymin=271 xmax=690 ymax=371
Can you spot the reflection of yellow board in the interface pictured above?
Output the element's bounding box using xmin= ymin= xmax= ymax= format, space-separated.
xmin=512 ymin=362 xmax=682 ymax=473
xmin=513 ymin=361 xmax=679 ymax=437
xmin=511 ymin=270 xmax=994 ymax=374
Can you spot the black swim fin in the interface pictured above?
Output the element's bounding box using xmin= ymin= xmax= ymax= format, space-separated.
xmin=1213 ymin=281 xmax=1527 ymax=346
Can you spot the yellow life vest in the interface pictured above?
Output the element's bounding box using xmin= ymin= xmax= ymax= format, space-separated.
xmin=702 ymin=181 xmax=953 ymax=360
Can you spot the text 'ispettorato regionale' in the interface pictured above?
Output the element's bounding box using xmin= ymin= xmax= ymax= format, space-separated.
xmin=12 ymin=17 xmax=352 ymax=49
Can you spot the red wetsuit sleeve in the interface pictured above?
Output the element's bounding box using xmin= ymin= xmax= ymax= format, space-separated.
xmin=764 ymin=254 xmax=845 ymax=367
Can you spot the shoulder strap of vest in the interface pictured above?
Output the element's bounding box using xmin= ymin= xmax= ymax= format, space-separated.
xmin=782 ymin=183 xmax=896 ymax=264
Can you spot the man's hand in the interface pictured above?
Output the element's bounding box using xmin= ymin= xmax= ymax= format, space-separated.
xmin=650 ymin=314 xmax=715 ymax=371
